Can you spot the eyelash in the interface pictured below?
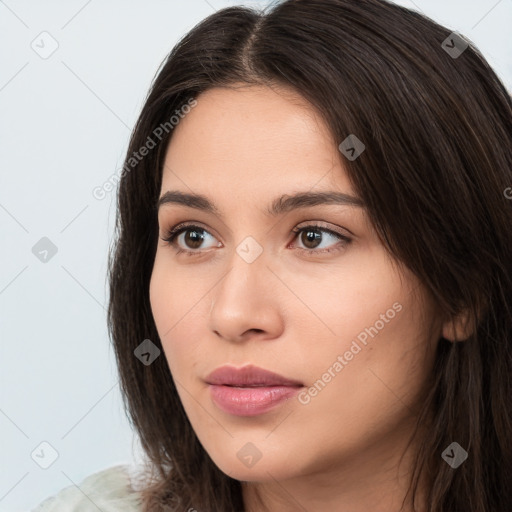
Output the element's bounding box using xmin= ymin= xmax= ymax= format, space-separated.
xmin=160 ymin=222 xmax=352 ymax=257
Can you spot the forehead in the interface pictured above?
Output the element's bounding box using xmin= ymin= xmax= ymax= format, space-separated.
xmin=160 ymin=84 xmax=357 ymax=206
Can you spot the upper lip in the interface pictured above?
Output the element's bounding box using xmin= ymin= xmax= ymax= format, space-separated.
xmin=205 ymin=364 xmax=303 ymax=387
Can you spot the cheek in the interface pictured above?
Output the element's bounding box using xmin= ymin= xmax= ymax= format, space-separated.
xmin=149 ymin=257 xmax=205 ymax=375
xmin=297 ymin=256 xmax=433 ymax=402
xmin=290 ymin=251 xmax=400 ymax=346
xmin=296 ymin=302 xmax=435 ymax=449
xmin=149 ymin=259 xmax=169 ymax=333
xmin=149 ymin=258 xmax=179 ymax=361
xmin=149 ymin=252 xmax=187 ymax=329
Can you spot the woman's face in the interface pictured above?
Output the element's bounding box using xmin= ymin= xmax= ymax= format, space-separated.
xmin=149 ymin=84 xmax=443 ymax=490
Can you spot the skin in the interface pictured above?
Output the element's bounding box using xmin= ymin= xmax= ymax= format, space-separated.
xmin=149 ymin=83 xmax=465 ymax=512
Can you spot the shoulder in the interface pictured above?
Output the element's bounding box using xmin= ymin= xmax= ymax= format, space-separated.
xmin=32 ymin=464 xmax=144 ymax=512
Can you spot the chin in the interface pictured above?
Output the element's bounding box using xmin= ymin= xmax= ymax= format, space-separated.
xmin=209 ymin=450 xmax=301 ymax=483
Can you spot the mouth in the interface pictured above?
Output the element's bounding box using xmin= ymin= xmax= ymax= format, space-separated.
xmin=222 ymin=384 xmax=298 ymax=388
xmin=205 ymin=364 xmax=304 ymax=416
xmin=208 ymin=384 xmax=302 ymax=416
xmin=205 ymin=364 xmax=304 ymax=387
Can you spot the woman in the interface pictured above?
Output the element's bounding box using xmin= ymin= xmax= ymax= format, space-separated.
xmin=33 ymin=0 xmax=512 ymax=510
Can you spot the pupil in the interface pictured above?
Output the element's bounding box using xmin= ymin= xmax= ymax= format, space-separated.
xmin=186 ymin=230 xmax=204 ymax=249
xmin=303 ymin=229 xmax=321 ymax=249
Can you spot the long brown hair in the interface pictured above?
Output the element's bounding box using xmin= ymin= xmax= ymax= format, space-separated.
xmin=107 ymin=0 xmax=512 ymax=510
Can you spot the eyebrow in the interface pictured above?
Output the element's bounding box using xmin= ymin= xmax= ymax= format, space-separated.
xmin=156 ymin=190 xmax=366 ymax=217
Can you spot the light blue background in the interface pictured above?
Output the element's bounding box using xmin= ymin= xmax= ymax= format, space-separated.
xmin=1 ymin=1 xmax=511 ymax=510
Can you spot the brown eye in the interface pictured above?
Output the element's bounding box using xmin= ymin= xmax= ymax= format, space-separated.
xmin=161 ymin=222 xmax=351 ymax=257
xmin=161 ymin=224 xmax=220 ymax=252
xmin=180 ymin=228 xmax=206 ymax=249
xmin=300 ymin=228 xmax=323 ymax=249
xmin=291 ymin=224 xmax=352 ymax=255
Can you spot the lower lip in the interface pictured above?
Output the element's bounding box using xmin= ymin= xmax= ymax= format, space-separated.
xmin=208 ymin=384 xmax=301 ymax=416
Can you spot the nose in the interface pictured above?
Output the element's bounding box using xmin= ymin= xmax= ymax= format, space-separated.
xmin=208 ymin=248 xmax=284 ymax=344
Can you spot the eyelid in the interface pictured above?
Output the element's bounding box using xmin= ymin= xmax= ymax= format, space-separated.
xmin=161 ymin=221 xmax=220 ymax=249
xmin=290 ymin=222 xmax=352 ymax=252
xmin=160 ymin=219 xmax=351 ymax=239
xmin=294 ymin=219 xmax=350 ymax=236
xmin=161 ymin=220 xmax=216 ymax=240
xmin=160 ymin=219 xmax=352 ymax=256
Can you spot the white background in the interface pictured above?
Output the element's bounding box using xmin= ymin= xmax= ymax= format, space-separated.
xmin=1 ymin=1 xmax=511 ymax=510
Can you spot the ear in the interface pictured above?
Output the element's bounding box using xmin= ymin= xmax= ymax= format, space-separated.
xmin=441 ymin=308 xmax=476 ymax=342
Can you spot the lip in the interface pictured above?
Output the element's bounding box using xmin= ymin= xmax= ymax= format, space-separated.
xmin=205 ymin=364 xmax=303 ymax=387
xmin=205 ymin=365 xmax=304 ymax=416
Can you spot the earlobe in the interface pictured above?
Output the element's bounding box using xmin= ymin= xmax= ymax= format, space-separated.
xmin=441 ymin=309 xmax=475 ymax=342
